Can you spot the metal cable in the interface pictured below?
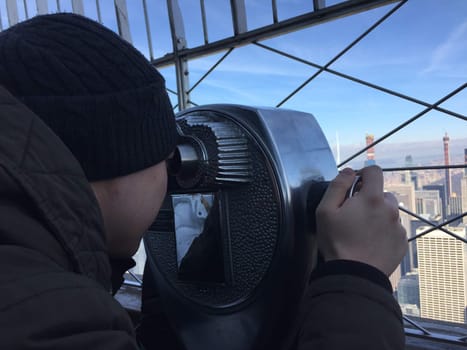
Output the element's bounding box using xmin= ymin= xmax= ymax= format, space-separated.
xmin=187 ymin=48 xmax=235 ymax=93
xmin=398 ymin=206 xmax=467 ymax=244
xmin=276 ymin=0 xmax=408 ymax=107
xmin=254 ymin=42 xmax=466 ymax=122
xmin=338 ymin=83 xmax=466 ymax=167
xmin=408 ymin=212 xmax=467 ymax=242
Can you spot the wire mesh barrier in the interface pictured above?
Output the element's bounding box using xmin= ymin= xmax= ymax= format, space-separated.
xmin=1 ymin=0 xmax=466 ymax=346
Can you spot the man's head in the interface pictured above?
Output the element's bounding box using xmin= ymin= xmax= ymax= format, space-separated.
xmin=0 ymin=13 xmax=178 ymax=257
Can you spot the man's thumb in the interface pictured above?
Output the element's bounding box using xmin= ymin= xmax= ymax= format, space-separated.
xmin=319 ymin=168 xmax=356 ymax=210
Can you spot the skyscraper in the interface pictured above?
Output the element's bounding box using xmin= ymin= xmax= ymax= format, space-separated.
xmin=364 ymin=134 xmax=376 ymax=167
xmin=386 ymin=183 xmax=416 ymax=232
xmin=462 ymin=149 xmax=467 ymax=225
xmin=417 ymin=226 xmax=467 ymax=324
xmin=415 ymin=190 xmax=442 ymax=220
xmin=449 ymin=195 xmax=463 ymax=223
xmin=386 ymin=183 xmax=416 ymax=213
xmin=386 ymin=183 xmax=416 ymax=276
xmin=402 ymin=155 xmax=418 ymax=189
xmin=424 ymin=184 xmax=447 ymax=221
xmin=397 ymin=271 xmax=420 ymax=317
xmin=443 ymin=133 xmax=451 ymax=204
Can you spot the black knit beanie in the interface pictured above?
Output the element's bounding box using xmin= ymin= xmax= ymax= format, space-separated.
xmin=0 ymin=13 xmax=178 ymax=181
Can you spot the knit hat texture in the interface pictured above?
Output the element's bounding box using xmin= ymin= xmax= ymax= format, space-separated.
xmin=0 ymin=13 xmax=178 ymax=181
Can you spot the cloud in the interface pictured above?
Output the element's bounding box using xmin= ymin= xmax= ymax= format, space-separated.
xmin=188 ymin=50 xmax=313 ymax=77
xmin=422 ymin=20 xmax=467 ymax=75
xmin=192 ymin=78 xmax=262 ymax=103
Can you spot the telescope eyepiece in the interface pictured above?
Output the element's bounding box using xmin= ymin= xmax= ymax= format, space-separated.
xmin=167 ymin=143 xmax=201 ymax=179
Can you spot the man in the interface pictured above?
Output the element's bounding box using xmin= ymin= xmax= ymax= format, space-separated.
xmin=0 ymin=13 xmax=407 ymax=349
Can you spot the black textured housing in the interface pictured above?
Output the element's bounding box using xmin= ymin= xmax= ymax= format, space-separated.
xmin=146 ymin=115 xmax=280 ymax=307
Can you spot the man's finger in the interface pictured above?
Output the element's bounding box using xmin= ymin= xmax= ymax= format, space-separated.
xmin=358 ymin=165 xmax=384 ymax=197
xmin=384 ymin=191 xmax=399 ymax=208
xmin=319 ymin=168 xmax=356 ymax=210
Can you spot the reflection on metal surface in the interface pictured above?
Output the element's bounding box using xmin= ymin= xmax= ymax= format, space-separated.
xmin=173 ymin=193 xmax=211 ymax=264
xmin=173 ymin=194 xmax=208 ymax=267
xmin=173 ymin=193 xmax=225 ymax=283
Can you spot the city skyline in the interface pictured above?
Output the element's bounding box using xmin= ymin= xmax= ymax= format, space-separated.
xmin=387 ymin=145 xmax=467 ymax=325
xmin=335 ymin=132 xmax=466 ymax=170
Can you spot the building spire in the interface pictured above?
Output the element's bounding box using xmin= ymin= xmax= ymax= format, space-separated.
xmin=443 ymin=132 xmax=451 ymax=202
xmin=364 ymin=134 xmax=376 ymax=167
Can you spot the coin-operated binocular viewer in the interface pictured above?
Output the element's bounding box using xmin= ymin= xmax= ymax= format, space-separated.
xmin=140 ymin=105 xmax=337 ymax=350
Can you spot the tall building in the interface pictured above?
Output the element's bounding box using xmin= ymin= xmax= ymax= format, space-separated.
xmin=464 ymin=148 xmax=467 ymax=176
xmin=386 ymin=183 xmax=416 ymax=213
xmin=417 ymin=226 xmax=467 ymax=324
xmin=386 ymin=183 xmax=416 ymax=232
xmin=424 ymin=184 xmax=447 ymax=221
xmin=397 ymin=271 xmax=420 ymax=317
xmin=462 ymin=149 xmax=467 ymax=225
xmin=364 ymin=134 xmax=376 ymax=167
xmin=415 ymin=190 xmax=442 ymax=220
xmin=443 ymin=133 xmax=451 ymax=204
xmin=449 ymin=195 xmax=463 ymax=223
xmin=402 ymin=155 xmax=418 ymax=189
xmin=386 ymin=183 xmax=416 ymax=276
xmin=408 ymin=220 xmax=432 ymax=272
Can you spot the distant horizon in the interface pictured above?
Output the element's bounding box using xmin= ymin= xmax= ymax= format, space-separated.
xmin=332 ymin=136 xmax=466 ymax=169
xmin=337 ymin=135 xmax=467 ymax=148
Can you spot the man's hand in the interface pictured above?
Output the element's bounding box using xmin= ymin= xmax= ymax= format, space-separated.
xmin=316 ymin=166 xmax=408 ymax=276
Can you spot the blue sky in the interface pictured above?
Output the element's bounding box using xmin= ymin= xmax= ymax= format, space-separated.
xmin=121 ymin=1 xmax=466 ymax=151
xmin=1 ymin=0 xmax=466 ymax=165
